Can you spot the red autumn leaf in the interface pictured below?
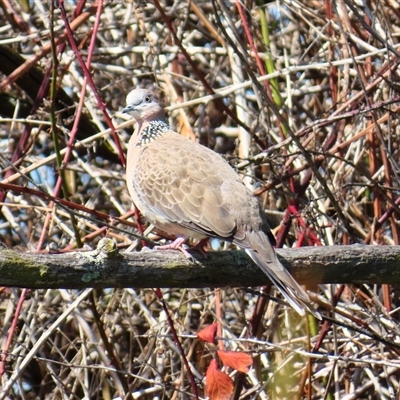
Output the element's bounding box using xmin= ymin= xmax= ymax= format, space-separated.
xmin=197 ymin=323 xmax=218 ymax=343
xmin=206 ymin=359 xmax=234 ymax=400
xmin=217 ymin=350 xmax=253 ymax=373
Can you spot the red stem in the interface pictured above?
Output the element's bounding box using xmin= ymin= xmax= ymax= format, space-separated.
xmin=236 ymin=1 xmax=271 ymax=99
xmin=58 ymin=0 xmax=126 ymax=167
xmin=0 ymin=289 xmax=29 ymax=376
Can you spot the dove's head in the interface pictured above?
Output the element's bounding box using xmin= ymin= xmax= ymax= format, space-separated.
xmin=122 ymin=89 xmax=165 ymax=122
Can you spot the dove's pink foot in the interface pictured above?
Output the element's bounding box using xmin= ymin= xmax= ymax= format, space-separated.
xmin=155 ymin=237 xmax=192 ymax=258
xmin=192 ymin=238 xmax=209 ymax=257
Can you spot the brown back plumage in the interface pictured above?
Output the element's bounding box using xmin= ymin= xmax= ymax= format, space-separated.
xmin=122 ymin=88 xmax=319 ymax=318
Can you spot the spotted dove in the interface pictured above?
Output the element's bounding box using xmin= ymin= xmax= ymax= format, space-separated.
xmin=122 ymin=88 xmax=318 ymax=317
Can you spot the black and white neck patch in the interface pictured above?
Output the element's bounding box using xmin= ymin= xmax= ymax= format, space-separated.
xmin=137 ymin=120 xmax=170 ymax=146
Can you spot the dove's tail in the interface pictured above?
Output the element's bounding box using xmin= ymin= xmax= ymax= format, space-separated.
xmin=241 ymin=231 xmax=321 ymax=319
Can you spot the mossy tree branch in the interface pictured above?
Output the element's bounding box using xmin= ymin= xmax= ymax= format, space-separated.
xmin=0 ymin=239 xmax=399 ymax=289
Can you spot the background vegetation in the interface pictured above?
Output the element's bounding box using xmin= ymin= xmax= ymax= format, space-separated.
xmin=1 ymin=0 xmax=400 ymax=398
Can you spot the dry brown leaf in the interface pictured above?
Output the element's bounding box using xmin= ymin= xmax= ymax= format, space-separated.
xmin=197 ymin=323 xmax=218 ymax=343
xmin=217 ymin=350 xmax=253 ymax=373
xmin=205 ymin=359 xmax=234 ymax=400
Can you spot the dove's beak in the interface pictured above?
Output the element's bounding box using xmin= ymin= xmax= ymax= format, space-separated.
xmin=121 ymin=104 xmax=134 ymax=113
